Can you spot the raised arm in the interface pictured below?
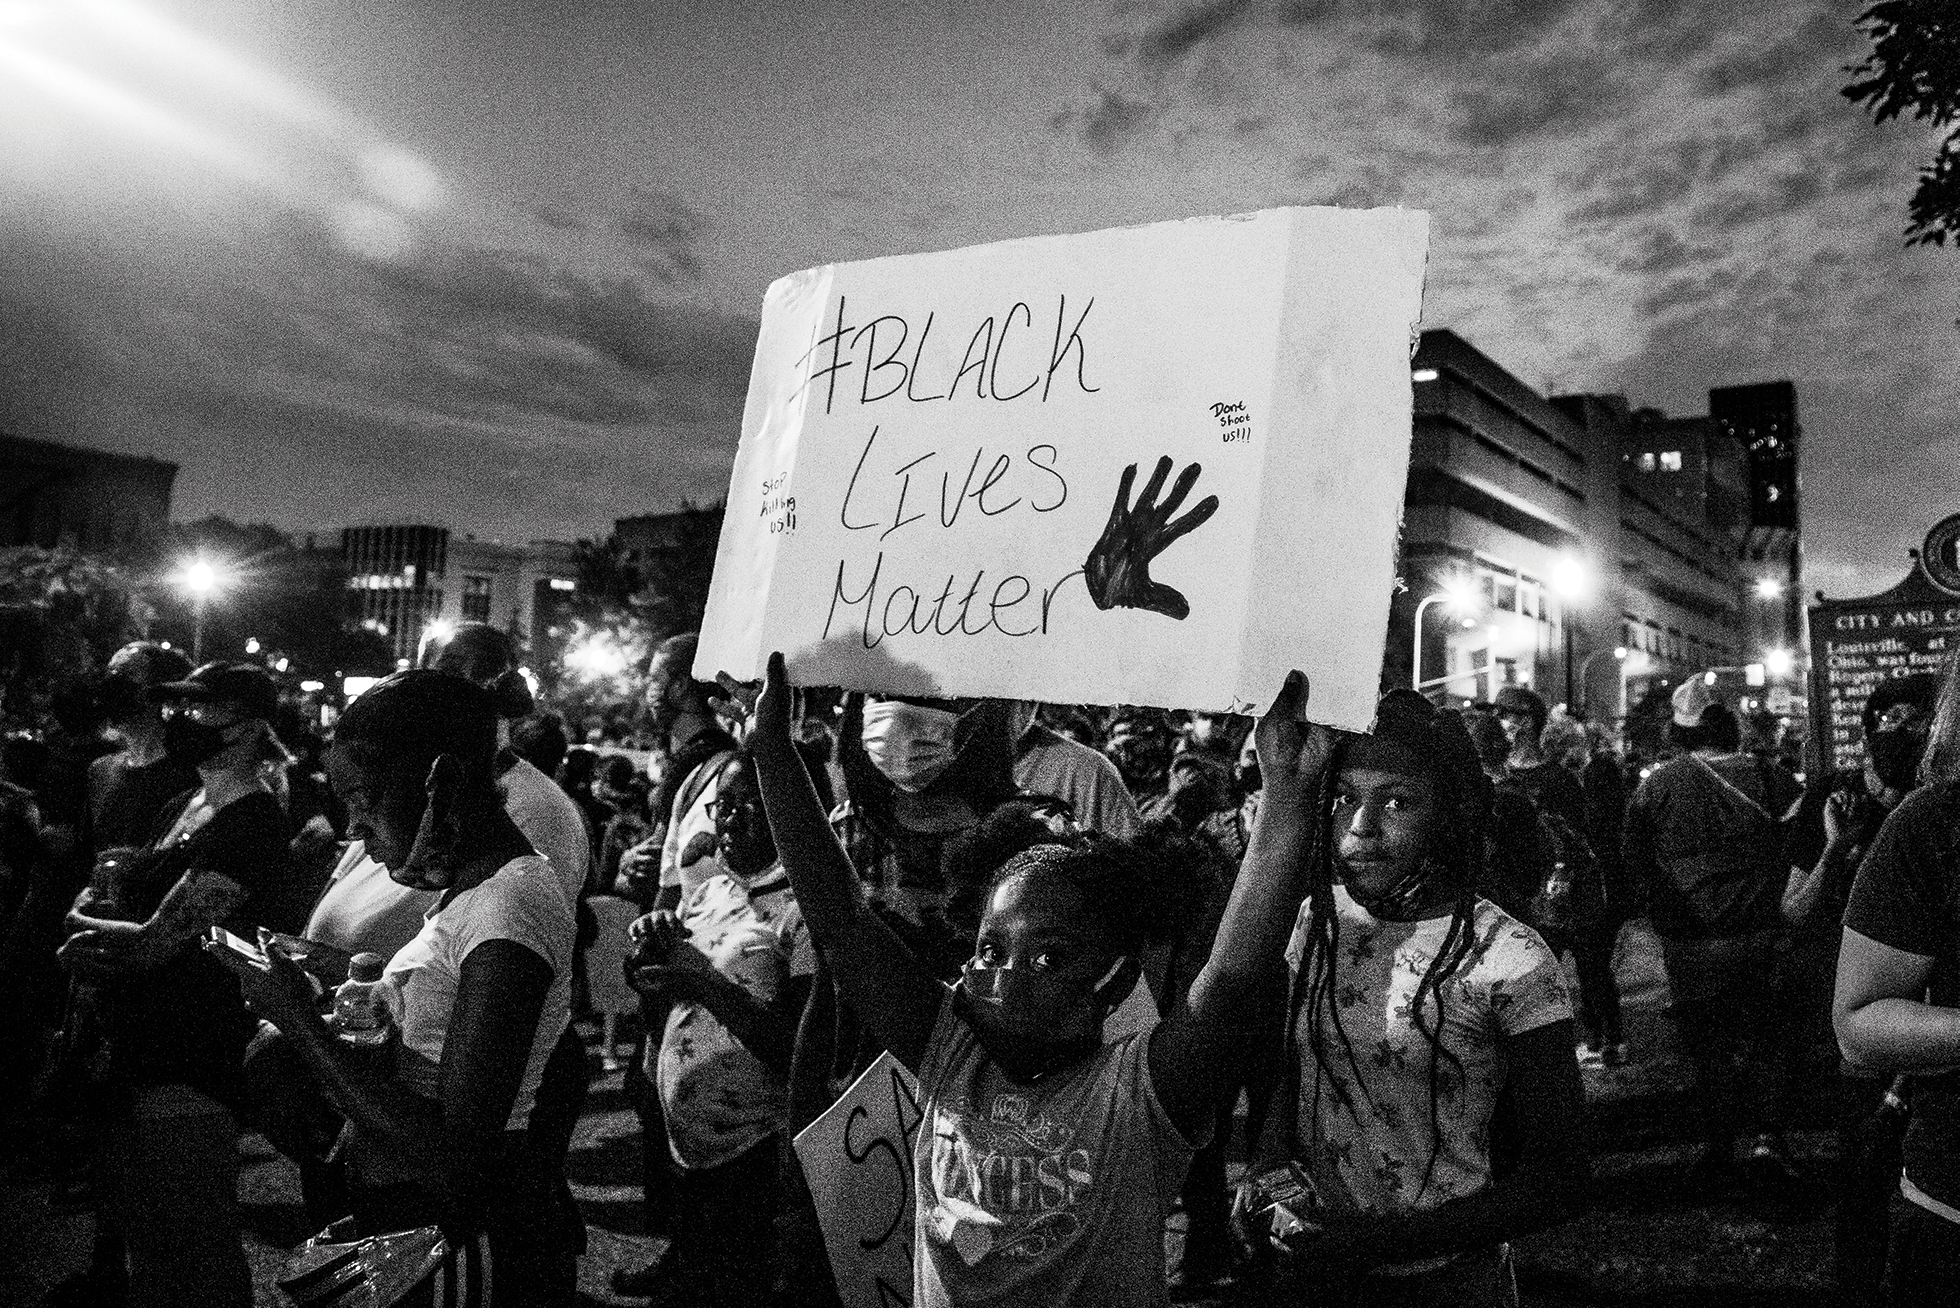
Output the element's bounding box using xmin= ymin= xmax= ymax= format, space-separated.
xmin=738 ymin=653 xmax=945 ymax=1073
xmin=1149 ymin=671 xmax=1328 ymax=1137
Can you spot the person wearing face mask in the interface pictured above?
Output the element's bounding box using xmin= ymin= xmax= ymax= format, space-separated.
xmin=1782 ymin=673 xmax=1937 ymax=1302
xmin=55 ymin=662 xmax=296 ymax=1308
xmin=209 ymin=669 xmax=578 ymax=1305
xmin=736 ymin=652 xmax=1334 ymax=1308
xmin=835 ymin=691 xmax=1020 ymax=943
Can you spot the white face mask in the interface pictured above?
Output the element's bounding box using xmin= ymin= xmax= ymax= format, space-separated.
xmin=860 ymin=699 xmax=963 ymax=793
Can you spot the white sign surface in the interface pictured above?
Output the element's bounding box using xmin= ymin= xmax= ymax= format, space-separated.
xmin=697 ymin=206 xmax=1429 ymax=729
xmin=794 ymin=1052 xmax=924 ymax=1308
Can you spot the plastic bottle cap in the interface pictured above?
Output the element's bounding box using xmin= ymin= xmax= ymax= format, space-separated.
xmin=347 ymin=952 xmax=386 ymax=983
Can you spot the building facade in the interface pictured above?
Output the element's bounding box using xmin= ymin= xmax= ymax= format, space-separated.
xmin=1397 ymin=331 xmax=1798 ymax=721
xmin=341 ymin=525 xmax=577 ymax=664
xmin=2 ymin=433 xmax=176 ymax=556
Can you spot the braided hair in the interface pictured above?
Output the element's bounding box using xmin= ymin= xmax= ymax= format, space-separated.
xmin=1291 ymin=689 xmax=1493 ymax=1201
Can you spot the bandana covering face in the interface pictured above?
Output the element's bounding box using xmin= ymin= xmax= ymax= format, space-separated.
xmin=860 ymin=699 xmax=963 ymax=793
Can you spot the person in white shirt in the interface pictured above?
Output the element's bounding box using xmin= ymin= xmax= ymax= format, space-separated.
xmin=210 ymin=669 xmax=578 ymax=1304
xmin=1006 ymin=700 xmax=1142 ymax=838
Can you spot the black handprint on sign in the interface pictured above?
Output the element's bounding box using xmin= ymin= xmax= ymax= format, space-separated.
xmin=1082 ymin=456 xmax=1220 ymax=620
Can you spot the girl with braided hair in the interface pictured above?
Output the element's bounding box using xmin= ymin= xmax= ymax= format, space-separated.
xmin=1239 ymin=689 xmax=1589 ymax=1306
xmin=732 ymin=652 xmax=1329 ymax=1308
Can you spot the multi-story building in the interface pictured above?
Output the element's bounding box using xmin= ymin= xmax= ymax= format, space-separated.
xmin=341 ymin=525 xmax=577 ymax=664
xmin=1710 ymin=381 xmax=1804 ymax=659
xmin=1398 ymin=331 xmax=1789 ymax=720
xmin=2 ymin=433 xmax=176 ymax=556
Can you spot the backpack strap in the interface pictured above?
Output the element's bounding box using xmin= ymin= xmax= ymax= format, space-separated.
xmin=1687 ymin=754 xmax=1774 ymax=823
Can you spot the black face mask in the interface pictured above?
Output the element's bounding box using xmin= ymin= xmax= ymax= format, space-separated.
xmin=1869 ymin=727 xmax=1927 ymax=792
xmin=163 ymin=717 xmax=234 ymax=768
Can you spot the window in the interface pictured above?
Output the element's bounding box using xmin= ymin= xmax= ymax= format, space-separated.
xmin=1636 ymin=452 xmax=1656 ymax=472
xmin=1659 ymin=450 xmax=1683 ymax=472
xmin=461 ymin=575 xmax=493 ymax=623
xmin=1495 ymin=577 xmax=1517 ymax=612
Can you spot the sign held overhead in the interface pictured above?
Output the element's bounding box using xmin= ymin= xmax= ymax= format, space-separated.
xmin=697 ymin=205 xmax=1430 ymax=730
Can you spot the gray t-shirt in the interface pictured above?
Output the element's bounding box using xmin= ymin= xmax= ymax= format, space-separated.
xmin=913 ymin=995 xmax=1197 ymax=1308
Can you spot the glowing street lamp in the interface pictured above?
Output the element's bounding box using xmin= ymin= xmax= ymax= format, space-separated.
xmin=1411 ymin=578 xmax=1478 ymax=693
xmin=174 ymin=556 xmax=232 ymax=662
xmin=1763 ymin=647 xmax=1794 ymax=680
xmin=1754 ymin=577 xmax=1784 ymax=600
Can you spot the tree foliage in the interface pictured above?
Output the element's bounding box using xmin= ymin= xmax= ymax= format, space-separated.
xmin=551 ymin=500 xmax=725 ymax=737
xmin=0 ymin=546 xmax=151 ymax=729
xmin=1845 ymin=0 xmax=1960 ymax=246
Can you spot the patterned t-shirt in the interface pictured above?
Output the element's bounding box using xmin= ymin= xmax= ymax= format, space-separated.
xmin=1284 ymin=887 xmax=1571 ymax=1220
xmin=912 ymin=996 xmax=1201 ymax=1308
xmin=656 ymin=865 xmax=816 ymax=1170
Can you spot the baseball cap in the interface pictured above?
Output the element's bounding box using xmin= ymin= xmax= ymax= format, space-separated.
xmin=152 ymin=662 xmax=280 ymax=722
xmin=1671 ymin=676 xmax=1716 ymax=728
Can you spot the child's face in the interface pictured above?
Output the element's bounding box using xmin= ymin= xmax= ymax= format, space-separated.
xmin=1332 ymin=764 xmax=1442 ymax=909
xmin=713 ymin=760 xmax=776 ymax=877
xmin=962 ymin=872 xmax=1119 ymax=1046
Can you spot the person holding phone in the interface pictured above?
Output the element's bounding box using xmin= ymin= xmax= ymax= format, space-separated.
xmin=57 ymin=662 xmax=295 ymax=1308
xmin=208 ymin=669 xmax=578 ymax=1305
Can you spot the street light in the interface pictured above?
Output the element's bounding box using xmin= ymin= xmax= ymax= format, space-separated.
xmin=1551 ymin=555 xmax=1591 ymax=710
xmin=1577 ymin=646 xmax=1627 ymax=719
xmin=1763 ymin=647 xmax=1794 ymax=679
xmin=1411 ymin=579 xmax=1478 ymax=693
xmin=1754 ymin=578 xmax=1784 ymax=600
xmin=174 ymin=556 xmax=231 ymax=662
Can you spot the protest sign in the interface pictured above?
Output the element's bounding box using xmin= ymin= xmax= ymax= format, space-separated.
xmin=794 ymin=1052 xmax=923 ymax=1308
xmin=696 ymin=205 xmax=1430 ymax=729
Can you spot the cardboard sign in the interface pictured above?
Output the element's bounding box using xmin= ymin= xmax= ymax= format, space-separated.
xmin=794 ymin=1052 xmax=924 ymax=1308
xmin=697 ymin=206 xmax=1430 ymax=729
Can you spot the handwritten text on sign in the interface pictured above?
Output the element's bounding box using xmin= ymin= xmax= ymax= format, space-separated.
xmin=698 ymin=206 xmax=1432 ymax=727
xmin=794 ymin=1053 xmax=925 ymax=1308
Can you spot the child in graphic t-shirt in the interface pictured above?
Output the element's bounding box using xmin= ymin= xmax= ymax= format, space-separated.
xmin=731 ymin=654 xmax=1331 ymax=1308
xmin=1240 ymin=690 xmax=1589 ymax=1306
xmin=627 ymin=748 xmax=814 ymax=1308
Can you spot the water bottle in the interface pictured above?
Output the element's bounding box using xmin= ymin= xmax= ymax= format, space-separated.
xmin=329 ymin=953 xmax=394 ymax=1049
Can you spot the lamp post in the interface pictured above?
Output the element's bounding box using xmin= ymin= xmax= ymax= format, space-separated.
xmin=1551 ymin=556 xmax=1590 ymax=711
xmin=179 ymin=559 xmax=224 ymax=662
xmin=1577 ymin=646 xmax=1627 ymax=719
xmin=1411 ymin=583 xmax=1475 ymax=694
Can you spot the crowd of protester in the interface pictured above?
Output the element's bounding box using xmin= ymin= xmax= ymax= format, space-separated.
xmin=0 ymin=619 xmax=1957 ymax=1307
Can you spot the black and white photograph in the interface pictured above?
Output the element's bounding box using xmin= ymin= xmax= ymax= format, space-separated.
xmin=4 ymin=2 xmax=1960 ymax=1305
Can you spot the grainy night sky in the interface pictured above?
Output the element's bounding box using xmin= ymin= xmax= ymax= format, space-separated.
xmin=1 ymin=0 xmax=1954 ymax=599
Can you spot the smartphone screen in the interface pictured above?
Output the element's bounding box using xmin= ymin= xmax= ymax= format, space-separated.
xmin=208 ymin=925 xmax=268 ymax=969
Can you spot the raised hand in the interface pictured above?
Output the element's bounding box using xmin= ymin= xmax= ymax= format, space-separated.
xmin=1254 ymin=670 xmax=1334 ymax=801
xmin=1083 ymin=456 xmax=1220 ymax=620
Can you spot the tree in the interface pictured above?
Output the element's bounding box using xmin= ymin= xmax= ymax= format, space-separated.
xmin=1844 ymin=1 xmax=1960 ymax=246
xmin=0 ymin=546 xmax=151 ymax=730
xmin=545 ymin=500 xmax=725 ymax=739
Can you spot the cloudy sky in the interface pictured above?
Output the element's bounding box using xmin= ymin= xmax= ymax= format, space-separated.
xmin=1 ymin=0 xmax=1953 ymax=599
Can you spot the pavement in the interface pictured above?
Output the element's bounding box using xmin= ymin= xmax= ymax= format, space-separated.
xmin=0 ymin=919 xmax=1844 ymax=1306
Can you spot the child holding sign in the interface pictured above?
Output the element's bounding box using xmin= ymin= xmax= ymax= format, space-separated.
xmin=732 ymin=652 xmax=1327 ymax=1308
